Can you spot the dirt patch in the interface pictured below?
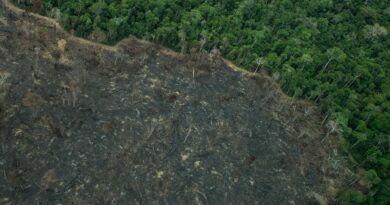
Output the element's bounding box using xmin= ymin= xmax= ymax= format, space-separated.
xmin=0 ymin=1 xmax=349 ymax=204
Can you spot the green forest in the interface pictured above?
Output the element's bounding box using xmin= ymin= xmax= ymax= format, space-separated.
xmin=14 ymin=0 xmax=389 ymax=204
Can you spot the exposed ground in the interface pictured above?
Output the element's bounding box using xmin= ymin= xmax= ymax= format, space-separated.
xmin=0 ymin=0 xmax=348 ymax=204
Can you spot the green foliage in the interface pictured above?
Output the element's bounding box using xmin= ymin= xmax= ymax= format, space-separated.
xmin=339 ymin=179 xmax=390 ymax=205
xmin=14 ymin=0 xmax=390 ymax=203
xmin=339 ymin=191 xmax=366 ymax=205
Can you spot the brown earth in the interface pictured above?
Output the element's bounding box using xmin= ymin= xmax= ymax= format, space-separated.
xmin=0 ymin=0 xmax=349 ymax=204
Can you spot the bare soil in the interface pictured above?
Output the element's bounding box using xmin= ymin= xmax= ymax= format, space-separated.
xmin=0 ymin=1 xmax=347 ymax=204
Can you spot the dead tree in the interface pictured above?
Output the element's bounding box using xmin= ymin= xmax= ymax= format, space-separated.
xmin=33 ymin=0 xmax=41 ymax=13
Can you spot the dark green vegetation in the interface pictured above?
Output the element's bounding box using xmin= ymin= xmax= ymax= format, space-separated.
xmin=14 ymin=0 xmax=390 ymax=204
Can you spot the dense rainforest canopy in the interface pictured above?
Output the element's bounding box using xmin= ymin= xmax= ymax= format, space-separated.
xmin=14 ymin=0 xmax=390 ymax=204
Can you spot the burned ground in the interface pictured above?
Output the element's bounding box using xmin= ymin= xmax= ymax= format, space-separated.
xmin=0 ymin=1 xmax=348 ymax=204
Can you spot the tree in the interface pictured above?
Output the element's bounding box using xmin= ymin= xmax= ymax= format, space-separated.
xmin=254 ymin=57 xmax=265 ymax=73
xmin=89 ymin=0 xmax=107 ymax=16
xmin=32 ymin=0 xmax=41 ymax=13
xmin=364 ymin=24 xmax=388 ymax=40
xmin=319 ymin=47 xmax=346 ymax=74
xmin=299 ymin=53 xmax=313 ymax=69
xmin=178 ymin=30 xmax=187 ymax=54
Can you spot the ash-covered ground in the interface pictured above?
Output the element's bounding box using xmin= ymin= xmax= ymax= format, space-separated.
xmin=0 ymin=1 xmax=346 ymax=204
